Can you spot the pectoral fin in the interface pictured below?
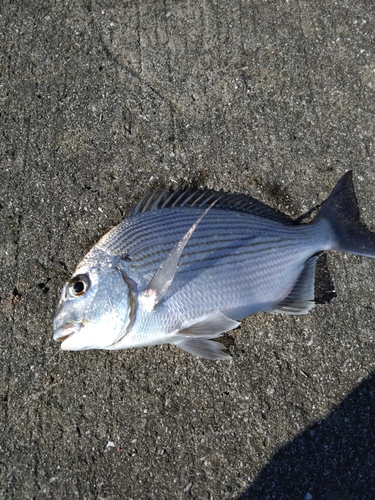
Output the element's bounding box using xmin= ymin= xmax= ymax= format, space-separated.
xmin=140 ymin=199 xmax=220 ymax=311
xmin=172 ymin=312 xmax=240 ymax=360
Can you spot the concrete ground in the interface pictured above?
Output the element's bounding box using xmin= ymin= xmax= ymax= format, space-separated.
xmin=1 ymin=1 xmax=375 ymax=498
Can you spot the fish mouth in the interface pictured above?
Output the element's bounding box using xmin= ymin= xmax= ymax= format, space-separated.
xmin=53 ymin=322 xmax=82 ymax=343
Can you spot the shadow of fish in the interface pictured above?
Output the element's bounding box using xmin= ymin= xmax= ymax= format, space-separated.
xmin=53 ymin=171 xmax=375 ymax=360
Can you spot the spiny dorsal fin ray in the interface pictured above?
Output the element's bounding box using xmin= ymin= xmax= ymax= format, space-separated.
xmin=272 ymin=256 xmax=318 ymax=315
xmin=139 ymin=198 xmax=220 ymax=310
xmin=127 ymin=187 xmax=296 ymax=226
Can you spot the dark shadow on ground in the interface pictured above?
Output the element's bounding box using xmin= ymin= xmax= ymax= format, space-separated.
xmin=240 ymin=371 xmax=375 ymax=500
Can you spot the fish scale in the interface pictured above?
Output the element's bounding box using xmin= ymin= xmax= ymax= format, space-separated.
xmin=102 ymin=211 xmax=312 ymax=273
xmin=53 ymin=172 xmax=375 ymax=360
xmin=97 ymin=207 xmax=325 ymax=344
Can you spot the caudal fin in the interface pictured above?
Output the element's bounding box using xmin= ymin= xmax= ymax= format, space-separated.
xmin=315 ymin=171 xmax=375 ymax=257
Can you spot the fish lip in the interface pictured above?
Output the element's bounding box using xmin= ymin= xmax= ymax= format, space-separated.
xmin=53 ymin=322 xmax=82 ymax=342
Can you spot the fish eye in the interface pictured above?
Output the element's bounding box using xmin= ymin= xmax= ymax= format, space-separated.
xmin=69 ymin=275 xmax=90 ymax=297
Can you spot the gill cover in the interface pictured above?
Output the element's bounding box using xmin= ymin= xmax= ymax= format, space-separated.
xmin=53 ymin=252 xmax=134 ymax=350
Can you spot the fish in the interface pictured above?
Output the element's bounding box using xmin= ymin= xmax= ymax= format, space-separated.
xmin=53 ymin=171 xmax=375 ymax=360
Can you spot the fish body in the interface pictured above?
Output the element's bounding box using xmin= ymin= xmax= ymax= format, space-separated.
xmin=53 ymin=172 xmax=375 ymax=359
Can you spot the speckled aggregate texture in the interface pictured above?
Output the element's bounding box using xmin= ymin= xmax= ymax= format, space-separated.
xmin=1 ymin=1 xmax=375 ymax=499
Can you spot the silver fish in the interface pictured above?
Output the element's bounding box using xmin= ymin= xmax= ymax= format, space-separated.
xmin=53 ymin=172 xmax=375 ymax=360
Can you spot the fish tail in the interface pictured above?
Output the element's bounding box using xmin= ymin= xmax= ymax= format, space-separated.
xmin=315 ymin=171 xmax=375 ymax=257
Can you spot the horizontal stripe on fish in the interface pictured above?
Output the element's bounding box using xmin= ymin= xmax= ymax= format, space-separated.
xmin=100 ymin=209 xmax=298 ymax=251
xmin=103 ymin=230 xmax=316 ymax=272
xmin=124 ymin=240 xmax=304 ymax=275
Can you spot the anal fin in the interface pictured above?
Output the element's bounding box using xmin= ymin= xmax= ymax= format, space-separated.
xmin=272 ymin=256 xmax=318 ymax=315
xmin=172 ymin=312 xmax=240 ymax=360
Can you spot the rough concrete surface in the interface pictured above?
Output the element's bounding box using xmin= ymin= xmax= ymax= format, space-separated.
xmin=1 ymin=1 xmax=375 ymax=499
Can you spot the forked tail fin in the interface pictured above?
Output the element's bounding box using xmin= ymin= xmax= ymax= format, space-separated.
xmin=315 ymin=171 xmax=375 ymax=257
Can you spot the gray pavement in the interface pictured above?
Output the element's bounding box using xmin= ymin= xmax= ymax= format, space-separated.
xmin=1 ymin=1 xmax=375 ymax=498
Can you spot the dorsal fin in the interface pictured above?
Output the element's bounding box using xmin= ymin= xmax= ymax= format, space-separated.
xmin=127 ymin=187 xmax=296 ymax=226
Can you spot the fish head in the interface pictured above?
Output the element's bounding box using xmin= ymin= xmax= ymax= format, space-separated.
xmin=53 ymin=253 xmax=135 ymax=350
